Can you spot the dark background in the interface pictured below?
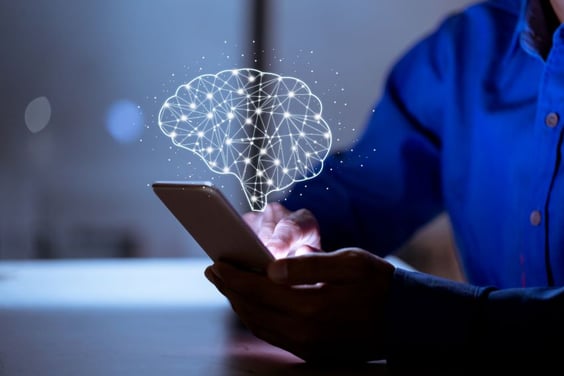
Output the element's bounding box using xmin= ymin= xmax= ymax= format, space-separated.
xmin=0 ymin=0 xmax=474 ymax=260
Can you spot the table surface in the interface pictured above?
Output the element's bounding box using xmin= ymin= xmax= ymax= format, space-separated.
xmin=0 ymin=258 xmax=389 ymax=376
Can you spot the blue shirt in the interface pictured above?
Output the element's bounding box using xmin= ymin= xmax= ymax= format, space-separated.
xmin=284 ymin=0 xmax=564 ymax=363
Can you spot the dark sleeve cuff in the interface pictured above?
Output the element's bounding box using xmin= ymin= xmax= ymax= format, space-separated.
xmin=384 ymin=268 xmax=483 ymax=364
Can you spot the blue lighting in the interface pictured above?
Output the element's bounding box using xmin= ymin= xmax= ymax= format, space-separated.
xmin=106 ymin=99 xmax=143 ymax=143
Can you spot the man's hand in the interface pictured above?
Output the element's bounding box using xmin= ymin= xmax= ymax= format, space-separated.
xmin=243 ymin=202 xmax=322 ymax=258
xmin=205 ymin=248 xmax=395 ymax=363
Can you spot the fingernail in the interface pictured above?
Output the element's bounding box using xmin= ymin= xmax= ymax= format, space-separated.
xmin=268 ymin=261 xmax=287 ymax=283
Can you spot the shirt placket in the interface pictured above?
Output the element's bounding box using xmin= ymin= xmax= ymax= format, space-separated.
xmin=528 ymin=25 xmax=564 ymax=287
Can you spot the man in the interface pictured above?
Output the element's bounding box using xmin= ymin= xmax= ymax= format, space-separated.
xmin=206 ymin=0 xmax=564 ymax=366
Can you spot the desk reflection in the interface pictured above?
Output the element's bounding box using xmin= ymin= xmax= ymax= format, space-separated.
xmin=0 ymin=259 xmax=389 ymax=376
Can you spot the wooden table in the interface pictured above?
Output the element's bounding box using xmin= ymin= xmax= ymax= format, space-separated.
xmin=0 ymin=258 xmax=389 ymax=376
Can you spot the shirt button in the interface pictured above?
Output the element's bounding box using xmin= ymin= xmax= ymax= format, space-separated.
xmin=545 ymin=112 xmax=559 ymax=128
xmin=530 ymin=210 xmax=542 ymax=226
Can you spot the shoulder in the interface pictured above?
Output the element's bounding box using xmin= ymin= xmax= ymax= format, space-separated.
xmin=485 ymin=0 xmax=522 ymax=15
xmin=391 ymin=0 xmax=521 ymax=80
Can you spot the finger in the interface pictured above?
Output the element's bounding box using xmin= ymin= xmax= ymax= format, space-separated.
xmin=268 ymin=248 xmax=392 ymax=285
xmin=209 ymin=262 xmax=323 ymax=313
xmin=242 ymin=211 xmax=261 ymax=233
xmin=222 ymin=290 xmax=315 ymax=359
xmin=225 ymin=282 xmax=380 ymax=363
xmin=266 ymin=209 xmax=320 ymax=255
xmin=253 ymin=203 xmax=290 ymax=244
xmin=289 ymin=244 xmax=322 ymax=257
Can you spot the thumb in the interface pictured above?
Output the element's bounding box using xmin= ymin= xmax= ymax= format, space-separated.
xmin=267 ymin=248 xmax=387 ymax=285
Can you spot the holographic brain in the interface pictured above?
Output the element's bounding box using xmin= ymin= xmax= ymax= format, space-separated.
xmin=158 ymin=68 xmax=332 ymax=211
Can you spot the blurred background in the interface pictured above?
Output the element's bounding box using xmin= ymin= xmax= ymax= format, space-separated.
xmin=0 ymin=0 xmax=475 ymax=260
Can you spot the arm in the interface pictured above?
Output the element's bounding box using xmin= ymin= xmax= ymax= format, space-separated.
xmin=282 ymin=12 xmax=459 ymax=256
xmin=206 ymin=249 xmax=564 ymax=367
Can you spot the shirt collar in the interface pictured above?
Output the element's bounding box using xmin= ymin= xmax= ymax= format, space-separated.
xmin=511 ymin=0 xmax=561 ymax=60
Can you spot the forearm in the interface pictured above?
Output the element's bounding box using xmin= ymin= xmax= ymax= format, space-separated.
xmin=385 ymin=268 xmax=564 ymax=365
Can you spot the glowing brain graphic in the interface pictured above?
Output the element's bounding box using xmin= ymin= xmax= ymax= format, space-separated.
xmin=158 ymin=68 xmax=332 ymax=211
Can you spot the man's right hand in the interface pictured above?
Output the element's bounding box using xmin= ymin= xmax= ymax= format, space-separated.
xmin=243 ymin=203 xmax=322 ymax=259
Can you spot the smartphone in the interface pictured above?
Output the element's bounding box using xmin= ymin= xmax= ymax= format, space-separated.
xmin=152 ymin=181 xmax=274 ymax=273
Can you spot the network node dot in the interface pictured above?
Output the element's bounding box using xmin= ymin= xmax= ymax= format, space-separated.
xmin=158 ymin=67 xmax=332 ymax=212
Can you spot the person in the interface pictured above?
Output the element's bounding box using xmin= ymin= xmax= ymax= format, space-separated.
xmin=205 ymin=0 xmax=564 ymax=367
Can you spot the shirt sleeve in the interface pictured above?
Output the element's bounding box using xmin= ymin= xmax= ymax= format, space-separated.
xmin=385 ymin=268 xmax=564 ymax=366
xmin=282 ymin=15 xmax=460 ymax=255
